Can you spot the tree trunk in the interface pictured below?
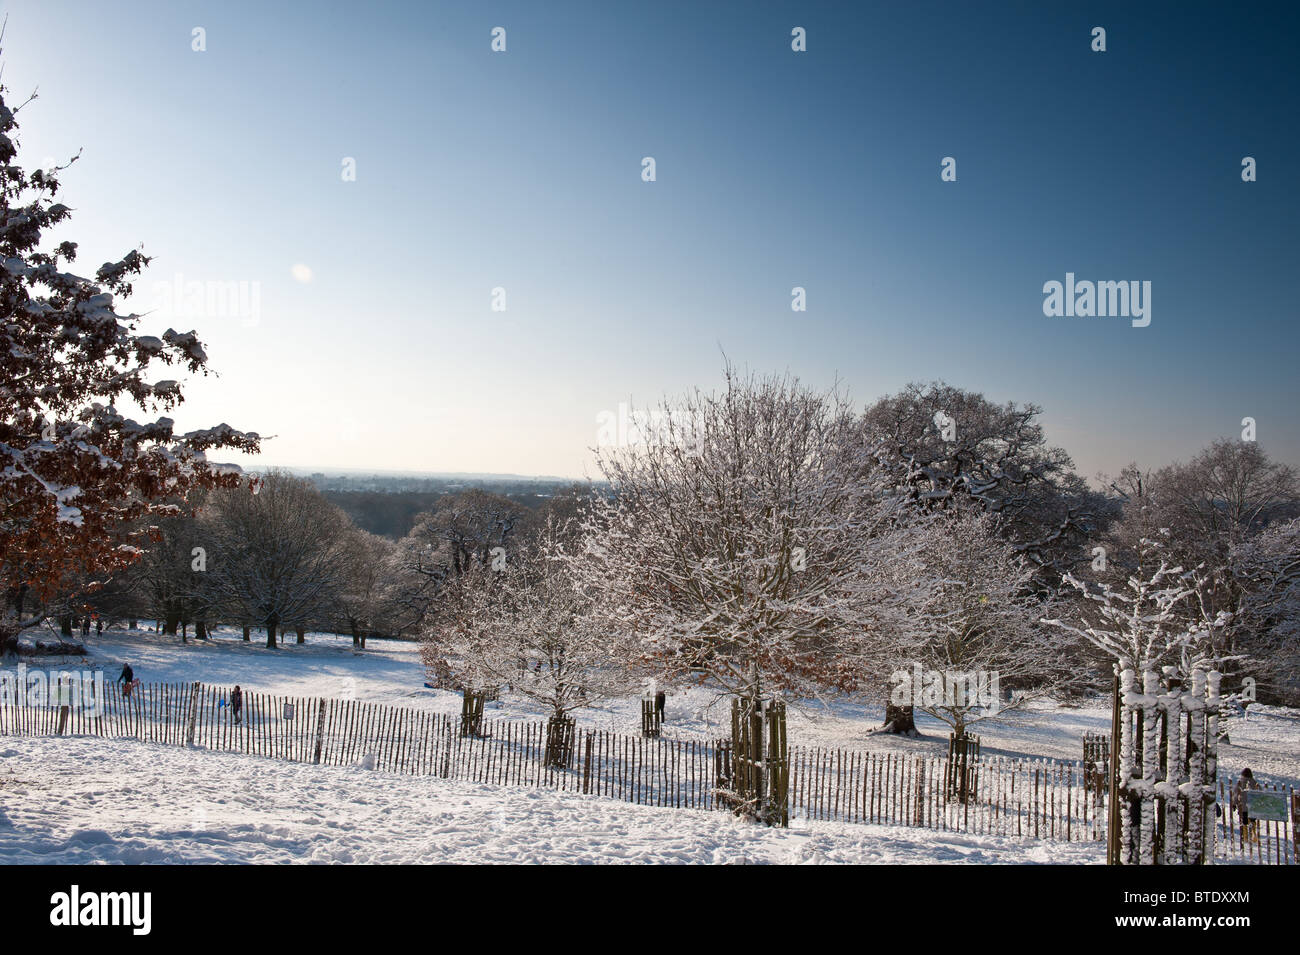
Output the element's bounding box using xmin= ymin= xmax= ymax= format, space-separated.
xmin=265 ymin=619 xmax=278 ymax=649
xmin=242 ymin=625 xmax=250 ymax=642
xmin=296 ymin=626 xmax=305 ymax=644
xmin=195 ymin=619 xmax=208 ymax=639
xmin=351 ymin=621 xmax=360 ymax=648
xmin=60 ymin=614 xmax=74 ymax=637
xmin=163 ymin=614 xmax=180 ymax=636
xmin=128 ymin=618 xmax=137 ymax=630
xmin=881 ymin=701 xmax=918 ymax=736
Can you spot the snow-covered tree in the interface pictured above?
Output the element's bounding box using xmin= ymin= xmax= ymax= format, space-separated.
xmin=579 ymin=367 xmax=900 ymax=704
xmin=423 ymin=517 xmax=630 ymax=719
xmin=857 ymin=511 xmax=1076 ymax=736
xmin=1042 ymin=535 xmax=1227 ymax=674
xmin=410 ymin=489 xmax=529 ymax=578
xmin=861 ymin=381 xmax=1100 ymax=577
xmin=1099 ymin=444 xmax=1298 ymax=702
xmin=0 ymin=81 xmax=259 ymax=652
xmin=393 ymin=489 xmax=531 ymax=631
xmin=1231 ymin=518 xmax=1300 ymax=703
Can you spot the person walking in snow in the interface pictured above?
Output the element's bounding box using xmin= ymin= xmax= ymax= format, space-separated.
xmin=654 ymin=689 xmax=666 ymax=722
xmin=230 ymin=685 xmax=243 ymax=725
xmin=118 ymin=662 xmax=135 ymax=699
xmin=1232 ymin=768 xmax=1260 ymax=843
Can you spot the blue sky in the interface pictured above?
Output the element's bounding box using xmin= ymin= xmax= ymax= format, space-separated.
xmin=4 ymin=0 xmax=1297 ymax=480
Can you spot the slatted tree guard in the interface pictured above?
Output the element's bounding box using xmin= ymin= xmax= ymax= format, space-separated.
xmin=1111 ymin=663 xmax=1220 ymax=865
xmin=461 ymin=690 xmax=486 ymax=737
xmin=641 ymin=698 xmax=662 ymax=738
xmin=714 ymin=737 xmax=734 ymax=806
xmin=1083 ymin=730 xmax=1110 ymax=812
xmin=1083 ymin=732 xmax=1109 ymax=771
xmin=946 ymin=732 xmax=980 ymax=804
xmin=545 ymin=715 xmax=576 ymax=769
xmin=722 ymin=697 xmax=790 ymax=827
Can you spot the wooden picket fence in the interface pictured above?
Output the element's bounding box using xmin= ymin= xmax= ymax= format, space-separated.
xmin=789 ymin=747 xmax=1106 ymax=842
xmin=1 ymin=680 xmax=1292 ymax=861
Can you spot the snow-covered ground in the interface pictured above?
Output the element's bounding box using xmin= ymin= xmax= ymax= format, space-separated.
xmin=0 ymin=735 xmax=1102 ymax=864
xmin=5 ymin=624 xmax=1295 ymax=864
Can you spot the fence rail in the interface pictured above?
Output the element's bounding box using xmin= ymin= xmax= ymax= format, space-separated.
xmin=2 ymin=680 xmax=1292 ymax=863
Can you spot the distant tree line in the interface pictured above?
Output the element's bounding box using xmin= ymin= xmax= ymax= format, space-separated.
xmin=320 ymin=485 xmax=566 ymax=541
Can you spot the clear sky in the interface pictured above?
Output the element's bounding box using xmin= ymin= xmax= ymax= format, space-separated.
xmin=4 ymin=1 xmax=1297 ymax=481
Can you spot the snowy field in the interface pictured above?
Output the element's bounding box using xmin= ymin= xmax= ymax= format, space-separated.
xmin=0 ymin=735 xmax=1103 ymax=864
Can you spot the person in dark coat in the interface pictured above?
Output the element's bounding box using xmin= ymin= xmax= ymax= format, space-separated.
xmin=654 ymin=690 xmax=666 ymax=722
xmin=230 ymin=685 xmax=243 ymax=725
xmin=1232 ymin=768 xmax=1260 ymax=841
xmin=118 ymin=663 xmax=135 ymax=699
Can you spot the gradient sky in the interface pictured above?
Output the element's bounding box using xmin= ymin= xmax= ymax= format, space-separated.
xmin=4 ymin=0 xmax=1297 ymax=481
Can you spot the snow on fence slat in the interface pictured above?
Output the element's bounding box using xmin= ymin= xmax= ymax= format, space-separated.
xmin=1 ymin=681 xmax=1292 ymax=861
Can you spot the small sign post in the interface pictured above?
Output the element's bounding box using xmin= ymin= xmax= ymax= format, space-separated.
xmin=1245 ymin=789 xmax=1289 ymax=823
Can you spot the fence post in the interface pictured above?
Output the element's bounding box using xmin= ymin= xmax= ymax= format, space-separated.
xmin=1291 ymin=790 xmax=1298 ymax=865
xmin=313 ymin=698 xmax=327 ymax=764
xmin=185 ymin=681 xmax=201 ymax=746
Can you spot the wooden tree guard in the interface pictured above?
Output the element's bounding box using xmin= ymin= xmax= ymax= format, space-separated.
xmin=946 ymin=733 xmax=980 ymax=804
xmin=545 ymin=716 xmax=575 ymax=769
xmin=1109 ymin=664 xmax=1219 ymax=865
xmin=1082 ymin=731 xmax=1109 ymax=767
xmin=461 ymin=690 xmax=486 ymax=737
xmin=641 ymin=698 xmax=662 ymax=738
xmin=1082 ymin=731 xmax=1110 ymax=800
xmin=714 ymin=738 xmax=734 ymax=803
xmin=723 ymin=697 xmax=789 ymax=827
